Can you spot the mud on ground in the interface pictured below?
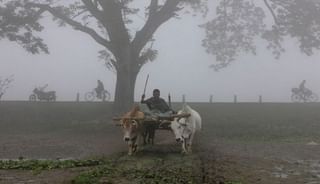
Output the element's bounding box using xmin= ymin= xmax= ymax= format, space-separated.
xmin=0 ymin=123 xmax=319 ymax=184
xmin=1 ymin=103 xmax=320 ymax=183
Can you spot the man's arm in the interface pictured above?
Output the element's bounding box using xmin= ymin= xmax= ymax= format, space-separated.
xmin=141 ymin=94 xmax=146 ymax=103
xmin=141 ymin=95 xmax=151 ymax=104
xmin=160 ymin=98 xmax=171 ymax=112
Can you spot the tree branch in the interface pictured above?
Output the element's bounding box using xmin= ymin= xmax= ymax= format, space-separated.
xmin=132 ymin=0 xmax=181 ymax=55
xmin=263 ymin=0 xmax=279 ymax=25
xmin=81 ymin=0 xmax=105 ymax=24
xmin=149 ymin=0 xmax=159 ymax=16
xmin=96 ymin=0 xmax=131 ymax=52
xmin=26 ymin=2 xmax=113 ymax=51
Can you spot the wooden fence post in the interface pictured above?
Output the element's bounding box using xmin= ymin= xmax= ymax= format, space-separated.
xmin=76 ymin=93 xmax=80 ymax=102
xmin=259 ymin=95 xmax=262 ymax=103
xmin=210 ymin=95 xmax=213 ymax=103
xmin=234 ymin=95 xmax=237 ymax=103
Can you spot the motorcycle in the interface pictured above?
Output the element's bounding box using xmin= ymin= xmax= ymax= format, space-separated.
xmin=29 ymin=87 xmax=56 ymax=102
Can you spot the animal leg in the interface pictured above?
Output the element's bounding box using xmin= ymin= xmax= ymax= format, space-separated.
xmin=142 ymin=131 xmax=147 ymax=145
xmin=149 ymin=127 xmax=155 ymax=145
xmin=136 ymin=135 xmax=144 ymax=152
xmin=187 ymin=133 xmax=195 ymax=153
xmin=128 ymin=144 xmax=133 ymax=155
xmin=132 ymin=144 xmax=137 ymax=153
xmin=181 ymin=139 xmax=187 ymax=154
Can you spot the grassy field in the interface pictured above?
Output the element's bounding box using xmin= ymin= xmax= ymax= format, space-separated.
xmin=1 ymin=101 xmax=320 ymax=143
xmin=189 ymin=103 xmax=320 ymax=143
xmin=1 ymin=101 xmax=320 ymax=128
xmin=0 ymin=101 xmax=113 ymax=133
xmin=0 ymin=102 xmax=320 ymax=183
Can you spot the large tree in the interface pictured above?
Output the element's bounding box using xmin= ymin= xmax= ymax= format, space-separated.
xmin=1 ymin=0 xmax=320 ymax=113
xmin=0 ymin=0 xmax=207 ymax=113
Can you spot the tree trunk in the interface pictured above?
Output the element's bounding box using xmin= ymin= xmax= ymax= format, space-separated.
xmin=113 ymin=63 xmax=138 ymax=115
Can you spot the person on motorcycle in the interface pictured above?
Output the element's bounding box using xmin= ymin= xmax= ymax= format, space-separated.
xmin=95 ymin=80 xmax=104 ymax=99
xmin=39 ymin=84 xmax=48 ymax=92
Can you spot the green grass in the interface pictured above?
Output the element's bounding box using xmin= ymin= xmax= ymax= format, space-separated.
xmin=1 ymin=102 xmax=320 ymax=183
xmin=226 ymin=182 xmax=244 ymax=184
xmin=1 ymin=102 xmax=320 ymax=142
xmin=187 ymin=103 xmax=320 ymax=143
xmin=72 ymin=153 xmax=201 ymax=184
xmin=0 ymin=153 xmax=202 ymax=184
xmin=0 ymin=158 xmax=107 ymax=170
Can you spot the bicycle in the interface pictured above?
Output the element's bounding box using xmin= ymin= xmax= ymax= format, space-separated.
xmin=291 ymin=87 xmax=318 ymax=102
xmin=85 ymin=89 xmax=111 ymax=102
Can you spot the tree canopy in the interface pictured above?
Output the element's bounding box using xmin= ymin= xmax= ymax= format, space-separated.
xmin=1 ymin=0 xmax=320 ymax=112
xmin=202 ymin=0 xmax=320 ymax=70
xmin=1 ymin=0 xmax=207 ymax=67
xmin=0 ymin=0 xmax=208 ymax=112
xmin=0 ymin=1 xmax=48 ymax=54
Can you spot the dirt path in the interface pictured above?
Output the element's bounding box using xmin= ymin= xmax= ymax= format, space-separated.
xmin=198 ymin=140 xmax=320 ymax=184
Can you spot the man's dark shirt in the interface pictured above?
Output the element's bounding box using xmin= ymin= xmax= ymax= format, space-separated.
xmin=141 ymin=97 xmax=170 ymax=113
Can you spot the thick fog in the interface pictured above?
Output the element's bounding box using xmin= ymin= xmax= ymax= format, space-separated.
xmin=1 ymin=4 xmax=320 ymax=103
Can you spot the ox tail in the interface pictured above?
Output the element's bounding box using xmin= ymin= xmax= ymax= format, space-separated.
xmin=196 ymin=114 xmax=202 ymax=131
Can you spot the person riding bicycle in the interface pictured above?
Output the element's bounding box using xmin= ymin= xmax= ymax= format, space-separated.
xmin=140 ymin=89 xmax=174 ymax=118
xmin=95 ymin=80 xmax=104 ymax=99
xmin=299 ymin=80 xmax=306 ymax=92
xmin=299 ymin=80 xmax=308 ymax=101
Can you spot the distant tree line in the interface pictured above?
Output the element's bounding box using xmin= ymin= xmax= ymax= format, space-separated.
xmin=0 ymin=75 xmax=14 ymax=100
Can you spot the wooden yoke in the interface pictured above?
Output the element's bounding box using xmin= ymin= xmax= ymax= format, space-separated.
xmin=113 ymin=113 xmax=190 ymax=122
xmin=170 ymin=113 xmax=191 ymax=119
xmin=113 ymin=117 xmax=145 ymax=122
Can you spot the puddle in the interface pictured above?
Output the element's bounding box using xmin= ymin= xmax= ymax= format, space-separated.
xmin=306 ymin=141 xmax=319 ymax=146
xmin=273 ymin=172 xmax=289 ymax=179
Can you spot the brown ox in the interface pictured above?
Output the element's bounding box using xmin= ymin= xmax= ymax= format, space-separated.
xmin=120 ymin=105 xmax=146 ymax=155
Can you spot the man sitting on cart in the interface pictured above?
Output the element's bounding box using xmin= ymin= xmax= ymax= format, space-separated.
xmin=140 ymin=89 xmax=175 ymax=119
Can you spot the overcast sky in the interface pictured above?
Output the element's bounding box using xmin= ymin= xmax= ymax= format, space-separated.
xmin=1 ymin=3 xmax=320 ymax=103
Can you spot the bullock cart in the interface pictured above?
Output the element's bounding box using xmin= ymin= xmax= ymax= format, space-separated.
xmin=113 ymin=112 xmax=191 ymax=130
xmin=112 ymin=106 xmax=191 ymax=155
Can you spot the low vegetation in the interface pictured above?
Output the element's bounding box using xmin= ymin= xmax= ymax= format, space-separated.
xmin=0 ymin=153 xmax=204 ymax=184
xmin=1 ymin=102 xmax=320 ymax=183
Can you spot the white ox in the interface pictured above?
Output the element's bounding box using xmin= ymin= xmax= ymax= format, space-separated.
xmin=170 ymin=104 xmax=201 ymax=154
